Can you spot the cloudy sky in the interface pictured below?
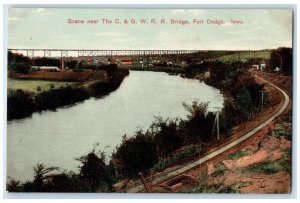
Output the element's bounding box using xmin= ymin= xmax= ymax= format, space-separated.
xmin=8 ymin=8 xmax=293 ymax=50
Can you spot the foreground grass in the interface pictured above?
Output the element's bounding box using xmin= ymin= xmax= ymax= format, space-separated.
xmin=8 ymin=79 xmax=76 ymax=93
xmin=242 ymin=150 xmax=291 ymax=175
xmin=227 ymin=149 xmax=252 ymax=160
xmin=181 ymin=181 xmax=252 ymax=193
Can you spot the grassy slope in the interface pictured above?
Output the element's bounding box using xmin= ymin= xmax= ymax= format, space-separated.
xmin=210 ymin=50 xmax=271 ymax=62
xmin=7 ymin=79 xmax=76 ymax=93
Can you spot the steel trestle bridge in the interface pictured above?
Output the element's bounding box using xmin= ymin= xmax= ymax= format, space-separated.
xmin=8 ymin=49 xmax=201 ymax=58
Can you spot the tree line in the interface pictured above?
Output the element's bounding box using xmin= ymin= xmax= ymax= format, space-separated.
xmin=7 ymin=67 xmax=129 ymax=120
xmin=7 ymin=50 xmax=279 ymax=192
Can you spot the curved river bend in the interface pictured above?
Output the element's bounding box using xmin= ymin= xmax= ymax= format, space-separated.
xmin=7 ymin=71 xmax=224 ymax=182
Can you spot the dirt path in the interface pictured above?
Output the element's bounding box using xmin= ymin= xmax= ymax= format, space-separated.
xmin=126 ymin=72 xmax=290 ymax=193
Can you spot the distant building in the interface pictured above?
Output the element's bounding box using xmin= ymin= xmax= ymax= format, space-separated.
xmin=259 ymin=60 xmax=267 ymax=72
xmin=274 ymin=67 xmax=282 ymax=72
xmin=180 ymin=61 xmax=188 ymax=68
xmin=120 ymin=60 xmax=133 ymax=65
xmin=252 ymin=65 xmax=259 ymax=70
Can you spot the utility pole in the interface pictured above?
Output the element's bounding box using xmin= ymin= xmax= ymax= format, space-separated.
xmin=260 ymin=91 xmax=264 ymax=112
xmin=212 ymin=107 xmax=222 ymax=140
xmin=216 ymin=111 xmax=220 ymax=140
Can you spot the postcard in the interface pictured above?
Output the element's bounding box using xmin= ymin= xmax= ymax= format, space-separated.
xmin=6 ymin=7 xmax=293 ymax=194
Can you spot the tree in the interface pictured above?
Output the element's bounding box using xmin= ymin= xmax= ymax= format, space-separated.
xmin=7 ymin=89 xmax=36 ymax=120
xmin=76 ymin=150 xmax=113 ymax=192
xmin=32 ymin=57 xmax=60 ymax=67
xmin=6 ymin=178 xmax=22 ymax=192
xmin=180 ymin=101 xmax=215 ymax=143
xmin=236 ymin=88 xmax=253 ymax=120
xmin=33 ymin=164 xmax=58 ymax=190
xmin=20 ymin=163 xmax=58 ymax=192
xmin=7 ymin=51 xmax=32 ymax=74
xmin=270 ymin=47 xmax=292 ymax=75
xmin=112 ymin=132 xmax=158 ymax=178
xmin=151 ymin=118 xmax=183 ymax=157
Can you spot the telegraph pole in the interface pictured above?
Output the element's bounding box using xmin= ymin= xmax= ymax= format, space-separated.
xmin=212 ymin=107 xmax=222 ymax=140
xmin=260 ymin=91 xmax=264 ymax=112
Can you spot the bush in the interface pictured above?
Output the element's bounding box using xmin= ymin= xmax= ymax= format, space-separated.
xmin=227 ymin=149 xmax=252 ymax=160
xmin=35 ymin=86 xmax=90 ymax=111
xmin=151 ymin=118 xmax=183 ymax=157
xmin=270 ymin=47 xmax=292 ymax=75
xmin=236 ymin=88 xmax=253 ymax=120
xmin=9 ymin=62 xmax=31 ymax=74
xmin=76 ymin=150 xmax=114 ymax=192
xmin=32 ymin=57 xmax=60 ymax=67
xmin=88 ymin=68 xmax=129 ymax=97
xmin=7 ymin=89 xmax=36 ymax=120
xmin=180 ymin=102 xmax=215 ymax=143
xmin=8 ymin=51 xmax=32 ymax=74
xmin=112 ymin=132 xmax=159 ymax=178
xmin=7 ymin=151 xmax=116 ymax=192
xmin=88 ymin=80 xmax=112 ymax=96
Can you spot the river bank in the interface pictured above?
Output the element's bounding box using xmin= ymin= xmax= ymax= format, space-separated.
xmin=7 ymin=68 xmax=129 ymax=120
xmin=7 ymin=60 xmax=267 ymax=192
xmin=7 ymin=71 xmax=224 ymax=186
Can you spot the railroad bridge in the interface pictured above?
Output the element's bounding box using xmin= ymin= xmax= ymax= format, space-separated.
xmin=8 ymin=49 xmax=201 ymax=58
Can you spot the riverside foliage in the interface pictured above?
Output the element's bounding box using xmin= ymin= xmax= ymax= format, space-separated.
xmin=7 ymin=67 xmax=129 ymax=120
xmin=7 ymin=60 xmax=269 ymax=192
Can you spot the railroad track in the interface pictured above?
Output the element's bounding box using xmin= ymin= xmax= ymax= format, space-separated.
xmin=127 ymin=74 xmax=290 ymax=193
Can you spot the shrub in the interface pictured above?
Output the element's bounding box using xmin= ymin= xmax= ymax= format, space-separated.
xmin=270 ymin=47 xmax=292 ymax=75
xmin=8 ymin=51 xmax=32 ymax=74
xmin=227 ymin=149 xmax=252 ymax=160
xmin=88 ymin=80 xmax=111 ymax=96
xmin=76 ymin=150 xmax=113 ymax=192
xmin=34 ymin=86 xmax=89 ymax=111
xmin=243 ymin=151 xmax=291 ymax=175
xmin=7 ymin=89 xmax=36 ymax=120
xmin=151 ymin=118 xmax=183 ymax=157
xmin=236 ymin=88 xmax=253 ymax=120
xmin=112 ymin=132 xmax=158 ymax=178
xmin=180 ymin=102 xmax=215 ymax=143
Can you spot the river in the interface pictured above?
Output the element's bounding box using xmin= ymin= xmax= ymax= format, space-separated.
xmin=7 ymin=71 xmax=224 ymax=182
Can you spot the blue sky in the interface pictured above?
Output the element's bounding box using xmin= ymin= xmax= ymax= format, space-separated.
xmin=8 ymin=8 xmax=293 ymax=50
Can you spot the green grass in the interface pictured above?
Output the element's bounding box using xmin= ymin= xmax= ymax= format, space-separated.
xmin=210 ymin=50 xmax=271 ymax=62
xmin=268 ymin=123 xmax=291 ymax=140
xmin=211 ymin=163 xmax=227 ymax=177
xmin=227 ymin=149 xmax=252 ymax=160
xmin=7 ymin=79 xmax=77 ymax=93
xmin=242 ymin=151 xmax=291 ymax=175
xmin=181 ymin=181 xmax=252 ymax=193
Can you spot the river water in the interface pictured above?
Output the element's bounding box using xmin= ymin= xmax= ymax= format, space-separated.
xmin=7 ymin=71 xmax=224 ymax=182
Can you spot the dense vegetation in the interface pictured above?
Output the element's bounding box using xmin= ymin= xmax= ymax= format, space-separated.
xmin=7 ymin=50 xmax=284 ymax=192
xmin=7 ymin=149 xmax=116 ymax=192
xmin=270 ymin=47 xmax=292 ymax=75
xmin=7 ymin=65 xmax=129 ymax=120
xmin=8 ymin=51 xmax=32 ymax=74
xmin=7 ymin=90 xmax=35 ymax=120
xmin=32 ymin=57 xmax=61 ymax=67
